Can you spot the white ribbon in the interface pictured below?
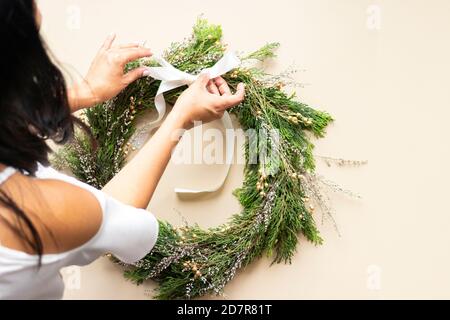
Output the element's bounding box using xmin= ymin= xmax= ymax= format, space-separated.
xmin=132 ymin=52 xmax=241 ymax=194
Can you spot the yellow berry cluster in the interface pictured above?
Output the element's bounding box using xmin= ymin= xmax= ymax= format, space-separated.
xmin=219 ymin=225 xmax=231 ymax=233
xmin=304 ymin=196 xmax=314 ymax=210
xmin=275 ymin=82 xmax=285 ymax=90
xmin=230 ymin=68 xmax=251 ymax=79
xmin=176 ymin=227 xmax=202 ymax=244
xmin=183 ymin=261 xmax=202 ymax=279
xmin=207 ymin=37 xmax=228 ymax=51
xmin=298 ymin=196 xmax=314 ymax=219
xmin=173 ymin=51 xmax=185 ymax=61
xmin=303 ymin=197 xmax=314 ymax=213
xmin=129 ymin=97 xmax=137 ymax=119
xmin=287 ymin=113 xmax=313 ymax=126
xmin=257 ymin=168 xmax=269 ymax=197
xmin=124 ymin=142 xmax=134 ymax=155
xmin=289 ymin=172 xmax=306 ymax=180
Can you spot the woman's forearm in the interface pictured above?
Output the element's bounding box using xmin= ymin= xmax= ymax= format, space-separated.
xmin=68 ymin=83 xmax=98 ymax=112
xmin=101 ymin=110 xmax=186 ymax=209
xmin=100 ymin=74 xmax=244 ymax=209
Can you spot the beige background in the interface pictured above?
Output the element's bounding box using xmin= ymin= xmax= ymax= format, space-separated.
xmin=37 ymin=0 xmax=450 ymax=299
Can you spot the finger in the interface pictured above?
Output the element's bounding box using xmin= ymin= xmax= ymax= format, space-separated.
xmin=114 ymin=42 xmax=141 ymax=49
xmin=194 ymin=73 xmax=211 ymax=88
xmin=101 ymin=33 xmax=116 ymax=51
xmin=123 ymin=67 xmax=149 ymax=84
xmin=119 ymin=47 xmax=153 ymax=64
xmin=220 ymin=83 xmax=245 ymax=110
xmin=214 ymin=76 xmax=232 ymax=96
xmin=207 ymin=80 xmax=220 ymax=95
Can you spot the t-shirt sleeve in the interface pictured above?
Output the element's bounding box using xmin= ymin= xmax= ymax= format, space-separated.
xmin=89 ymin=193 xmax=159 ymax=264
xmin=34 ymin=163 xmax=159 ymax=264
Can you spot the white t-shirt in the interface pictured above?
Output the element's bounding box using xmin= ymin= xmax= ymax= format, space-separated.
xmin=0 ymin=163 xmax=159 ymax=299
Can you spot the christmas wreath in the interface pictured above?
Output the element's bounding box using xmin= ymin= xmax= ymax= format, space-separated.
xmin=53 ymin=19 xmax=356 ymax=299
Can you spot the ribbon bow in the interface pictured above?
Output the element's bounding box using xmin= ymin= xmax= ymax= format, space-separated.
xmin=131 ymin=52 xmax=241 ymax=194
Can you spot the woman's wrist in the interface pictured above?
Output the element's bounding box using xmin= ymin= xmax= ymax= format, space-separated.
xmin=167 ymin=106 xmax=191 ymax=131
xmin=68 ymin=82 xmax=100 ymax=112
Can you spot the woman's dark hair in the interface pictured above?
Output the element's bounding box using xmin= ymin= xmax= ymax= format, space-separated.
xmin=0 ymin=0 xmax=75 ymax=264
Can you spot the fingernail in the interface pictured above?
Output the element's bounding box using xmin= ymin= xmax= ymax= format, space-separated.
xmin=109 ymin=32 xmax=116 ymax=38
xmin=143 ymin=69 xmax=151 ymax=77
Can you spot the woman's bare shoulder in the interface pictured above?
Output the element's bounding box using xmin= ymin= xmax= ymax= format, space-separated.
xmin=0 ymin=172 xmax=103 ymax=255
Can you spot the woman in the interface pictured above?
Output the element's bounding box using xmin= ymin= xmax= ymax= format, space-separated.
xmin=0 ymin=0 xmax=245 ymax=299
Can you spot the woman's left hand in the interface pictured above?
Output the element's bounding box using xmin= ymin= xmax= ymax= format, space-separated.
xmin=69 ymin=33 xmax=152 ymax=111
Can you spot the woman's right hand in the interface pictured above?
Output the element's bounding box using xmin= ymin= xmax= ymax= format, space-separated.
xmin=172 ymin=74 xmax=245 ymax=129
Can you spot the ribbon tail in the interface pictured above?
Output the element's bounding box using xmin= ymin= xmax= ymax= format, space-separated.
xmin=131 ymin=52 xmax=241 ymax=193
xmin=174 ymin=111 xmax=234 ymax=194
